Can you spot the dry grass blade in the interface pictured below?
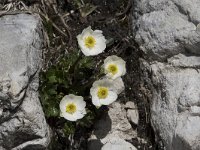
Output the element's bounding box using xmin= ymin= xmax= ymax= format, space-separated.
xmin=116 ymin=0 xmax=132 ymax=17
xmin=39 ymin=12 xmax=68 ymax=37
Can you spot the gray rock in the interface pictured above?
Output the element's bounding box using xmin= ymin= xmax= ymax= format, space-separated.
xmin=101 ymin=138 xmax=137 ymax=150
xmin=134 ymin=0 xmax=200 ymax=149
xmin=88 ymin=102 xmax=137 ymax=150
xmin=167 ymin=53 xmax=200 ymax=68
xmin=173 ymin=116 xmax=200 ymax=150
xmin=0 ymin=14 xmax=51 ymax=149
xmin=140 ymin=59 xmax=200 ymax=150
xmin=134 ymin=0 xmax=200 ymax=61
xmin=125 ymin=102 xmax=139 ymax=125
xmin=125 ymin=101 xmax=137 ymax=109
xmin=127 ymin=109 xmax=139 ymax=125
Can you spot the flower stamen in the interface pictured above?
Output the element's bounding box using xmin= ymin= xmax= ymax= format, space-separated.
xmin=97 ymin=87 xmax=108 ymax=99
xmin=107 ymin=64 xmax=118 ymax=75
xmin=84 ymin=36 xmax=96 ymax=48
xmin=66 ymin=103 xmax=77 ymax=114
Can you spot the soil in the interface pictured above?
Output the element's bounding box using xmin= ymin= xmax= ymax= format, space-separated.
xmin=0 ymin=0 xmax=157 ymax=149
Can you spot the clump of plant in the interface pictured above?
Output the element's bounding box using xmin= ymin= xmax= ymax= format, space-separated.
xmin=40 ymin=26 xmax=126 ymax=148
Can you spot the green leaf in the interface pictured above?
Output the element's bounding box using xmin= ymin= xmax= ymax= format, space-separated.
xmin=39 ymin=49 xmax=98 ymax=134
xmin=79 ymin=56 xmax=95 ymax=68
xmin=48 ymin=75 xmax=57 ymax=83
xmin=46 ymin=106 xmax=59 ymax=117
xmin=63 ymin=122 xmax=76 ymax=136
xmin=47 ymin=88 xmax=57 ymax=95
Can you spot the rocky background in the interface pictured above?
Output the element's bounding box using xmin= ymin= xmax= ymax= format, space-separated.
xmin=133 ymin=0 xmax=200 ymax=150
xmin=0 ymin=13 xmax=51 ymax=149
xmin=0 ymin=0 xmax=200 ymax=150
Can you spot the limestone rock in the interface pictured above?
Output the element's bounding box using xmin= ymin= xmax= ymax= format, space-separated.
xmin=125 ymin=101 xmax=137 ymax=109
xmin=133 ymin=0 xmax=200 ymax=61
xmin=167 ymin=53 xmax=200 ymax=68
xmin=88 ymin=102 xmax=137 ymax=150
xmin=140 ymin=59 xmax=200 ymax=150
xmin=101 ymin=138 xmax=137 ymax=150
xmin=125 ymin=102 xmax=139 ymax=125
xmin=0 ymin=14 xmax=51 ymax=149
xmin=127 ymin=109 xmax=139 ymax=126
xmin=134 ymin=0 xmax=200 ymax=149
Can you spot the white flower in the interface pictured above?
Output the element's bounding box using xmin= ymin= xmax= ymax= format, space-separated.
xmin=90 ymin=79 xmax=118 ymax=107
xmin=103 ymin=55 xmax=126 ymax=79
xmin=77 ymin=26 xmax=106 ymax=56
xmin=60 ymin=94 xmax=86 ymax=121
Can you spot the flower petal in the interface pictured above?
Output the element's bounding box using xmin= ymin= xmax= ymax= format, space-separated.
xmin=103 ymin=55 xmax=126 ymax=79
xmin=100 ymin=91 xmax=118 ymax=105
xmin=73 ymin=98 xmax=86 ymax=111
xmin=91 ymin=95 xmax=102 ymax=107
xmin=77 ymin=26 xmax=106 ymax=56
xmin=62 ymin=112 xmax=77 ymax=121
xmin=90 ymin=78 xmax=119 ymax=107
xmin=60 ymin=94 xmax=86 ymax=121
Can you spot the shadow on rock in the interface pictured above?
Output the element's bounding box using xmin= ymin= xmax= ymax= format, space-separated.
xmin=87 ymin=139 xmax=104 ymax=150
xmin=93 ymin=110 xmax=112 ymax=139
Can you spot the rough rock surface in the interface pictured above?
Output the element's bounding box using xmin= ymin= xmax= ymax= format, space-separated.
xmin=0 ymin=14 xmax=51 ymax=149
xmin=101 ymin=138 xmax=137 ymax=150
xmin=140 ymin=60 xmax=200 ymax=150
xmin=134 ymin=0 xmax=200 ymax=61
xmin=125 ymin=101 xmax=139 ymax=125
xmin=133 ymin=0 xmax=200 ymax=150
xmin=88 ymin=102 xmax=137 ymax=150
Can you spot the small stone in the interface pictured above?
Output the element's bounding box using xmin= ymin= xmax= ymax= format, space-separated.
xmin=127 ymin=109 xmax=139 ymax=125
xmin=125 ymin=101 xmax=137 ymax=109
xmin=125 ymin=101 xmax=139 ymax=125
xmin=0 ymin=108 xmax=3 ymax=116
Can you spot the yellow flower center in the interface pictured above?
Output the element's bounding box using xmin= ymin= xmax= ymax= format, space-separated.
xmin=97 ymin=87 xmax=108 ymax=99
xmin=66 ymin=103 xmax=77 ymax=114
xmin=84 ymin=36 xmax=96 ymax=48
xmin=107 ymin=64 xmax=118 ymax=75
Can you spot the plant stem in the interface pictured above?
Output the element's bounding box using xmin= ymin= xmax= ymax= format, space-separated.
xmin=83 ymin=73 xmax=104 ymax=89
